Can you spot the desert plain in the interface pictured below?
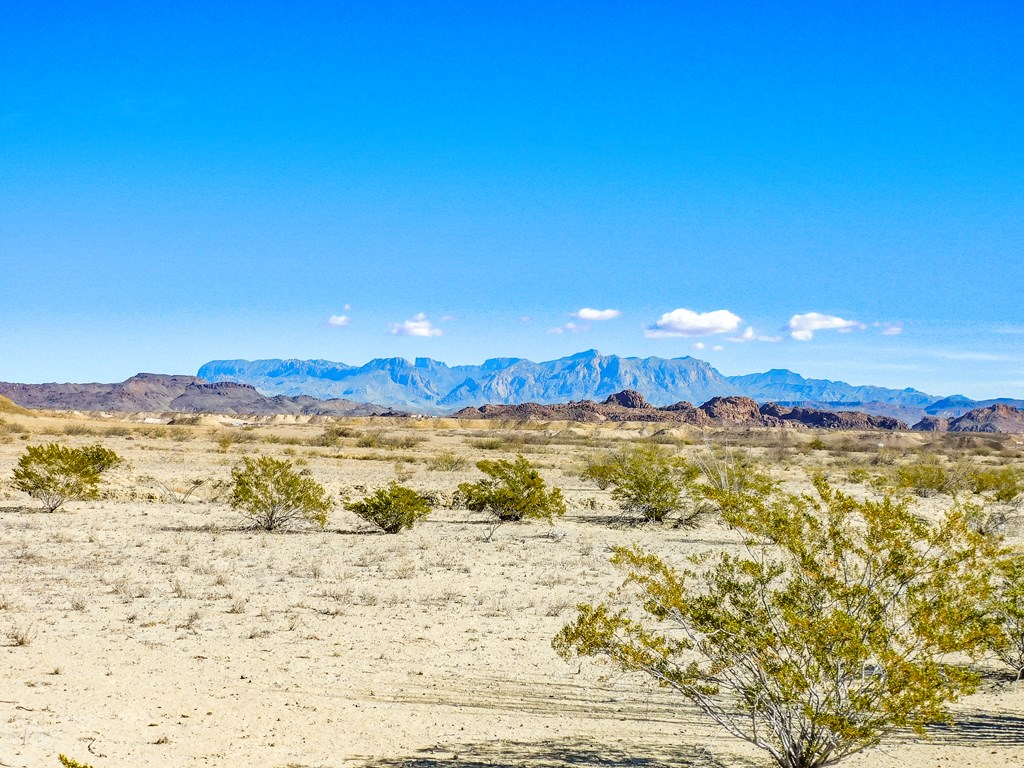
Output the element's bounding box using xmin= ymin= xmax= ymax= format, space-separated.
xmin=1 ymin=408 xmax=1023 ymax=768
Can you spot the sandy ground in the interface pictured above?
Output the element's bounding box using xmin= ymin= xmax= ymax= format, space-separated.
xmin=0 ymin=412 xmax=1022 ymax=768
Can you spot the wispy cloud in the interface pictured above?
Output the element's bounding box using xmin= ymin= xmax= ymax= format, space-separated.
xmin=931 ymin=350 xmax=1012 ymax=362
xmin=879 ymin=323 xmax=903 ymax=336
xmin=327 ymin=315 xmax=350 ymax=327
xmin=789 ymin=312 xmax=865 ymax=341
xmin=645 ymin=308 xmax=742 ymax=339
xmin=389 ymin=313 xmax=443 ymax=337
xmin=549 ymin=321 xmax=588 ymax=335
xmin=573 ymin=307 xmax=621 ymax=321
xmin=728 ymin=326 xmax=783 ymax=343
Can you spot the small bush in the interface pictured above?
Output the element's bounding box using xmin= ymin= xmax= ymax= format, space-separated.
xmin=426 ymin=451 xmax=468 ymax=472
xmin=229 ymin=455 xmax=331 ymax=531
xmin=12 ymin=442 xmax=123 ymax=512
xmin=347 ymin=483 xmax=431 ymax=533
xmin=583 ymin=445 xmax=698 ymax=524
xmin=459 ymin=455 xmax=565 ymax=524
xmin=969 ymin=466 xmax=1023 ymax=504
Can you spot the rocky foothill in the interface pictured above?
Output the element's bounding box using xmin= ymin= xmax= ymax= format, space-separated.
xmin=453 ymin=390 xmax=912 ymax=430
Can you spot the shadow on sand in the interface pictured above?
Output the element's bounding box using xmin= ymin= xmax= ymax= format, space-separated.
xmin=357 ymin=737 xmax=755 ymax=768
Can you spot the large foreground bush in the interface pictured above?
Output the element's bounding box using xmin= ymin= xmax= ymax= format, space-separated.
xmin=554 ymin=478 xmax=1001 ymax=768
xmin=230 ymin=455 xmax=330 ymax=531
xmin=13 ymin=442 xmax=122 ymax=512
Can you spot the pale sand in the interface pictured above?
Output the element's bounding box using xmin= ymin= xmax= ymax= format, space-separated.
xmin=0 ymin=413 xmax=1022 ymax=767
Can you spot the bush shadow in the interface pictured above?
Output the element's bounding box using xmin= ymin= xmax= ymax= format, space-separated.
xmin=357 ymin=737 xmax=750 ymax=768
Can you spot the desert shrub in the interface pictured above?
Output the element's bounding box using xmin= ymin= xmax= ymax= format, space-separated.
xmin=426 ymin=451 xmax=468 ymax=472
xmin=347 ymin=483 xmax=431 ymax=533
xmin=555 ymin=478 xmax=1001 ymax=768
xmin=583 ymin=445 xmax=698 ymax=524
xmin=688 ymin=448 xmax=775 ymax=518
xmin=989 ymin=552 xmax=1024 ymax=679
xmin=969 ymin=465 xmax=1024 ymax=504
xmin=312 ymin=424 xmax=360 ymax=446
xmin=229 ymin=455 xmax=331 ymax=531
xmin=59 ymin=756 xmax=93 ymax=768
xmin=807 ymin=437 xmax=826 ymax=450
xmin=459 ymin=454 xmax=565 ymax=527
xmin=12 ymin=442 xmax=123 ymax=512
xmin=893 ymin=459 xmax=951 ymax=496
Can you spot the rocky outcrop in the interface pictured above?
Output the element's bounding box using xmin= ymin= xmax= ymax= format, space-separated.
xmin=912 ymin=416 xmax=950 ymax=432
xmin=602 ymin=389 xmax=652 ymax=409
xmin=947 ymin=404 xmax=1024 ymax=433
xmin=761 ymin=403 xmax=908 ymax=430
xmin=453 ymin=391 xmax=906 ymax=430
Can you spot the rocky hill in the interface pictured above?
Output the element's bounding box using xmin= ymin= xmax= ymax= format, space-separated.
xmin=453 ymin=390 xmax=909 ymax=430
xmin=944 ymin=403 xmax=1024 ymax=433
xmin=0 ymin=375 xmax=401 ymax=417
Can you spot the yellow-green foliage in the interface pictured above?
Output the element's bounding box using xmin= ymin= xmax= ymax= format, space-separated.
xmin=13 ymin=442 xmax=123 ymax=512
xmin=346 ymin=483 xmax=431 ymax=533
xmin=969 ymin=466 xmax=1024 ymax=504
xmin=59 ymin=757 xmax=93 ymax=768
xmin=990 ymin=552 xmax=1024 ymax=678
xmin=229 ymin=455 xmax=331 ymax=531
xmin=459 ymin=454 xmax=565 ymax=523
xmin=554 ymin=478 xmax=1002 ymax=768
xmin=582 ymin=444 xmax=698 ymax=523
xmin=426 ymin=450 xmax=468 ymax=472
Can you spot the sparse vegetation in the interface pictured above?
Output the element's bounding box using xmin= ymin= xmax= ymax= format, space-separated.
xmin=555 ymin=478 xmax=1002 ymax=768
xmin=989 ymin=551 xmax=1024 ymax=679
xmin=12 ymin=442 xmax=123 ymax=512
xmin=582 ymin=444 xmax=698 ymax=524
xmin=426 ymin=450 xmax=468 ymax=472
xmin=229 ymin=455 xmax=331 ymax=531
xmin=459 ymin=455 xmax=565 ymax=535
xmin=346 ymin=483 xmax=432 ymax=533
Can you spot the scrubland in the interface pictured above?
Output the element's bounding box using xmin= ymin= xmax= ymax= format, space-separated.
xmin=1 ymin=410 xmax=1023 ymax=767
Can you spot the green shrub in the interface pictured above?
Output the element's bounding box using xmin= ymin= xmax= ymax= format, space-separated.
xmin=12 ymin=442 xmax=123 ymax=512
xmin=555 ymin=478 xmax=1002 ymax=768
xmin=969 ymin=466 xmax=1024 ymax=504
xmin=583 ymin=445 xmax=698 ymax=524
xmin=347 ymin=483 xmax=431 ymax=533
xmin=426 ymin=451 xmax=468 ymax=472
xmin=990 ymin=552 xmax=1024 ymax=679
xmin=229 ymin=455 xmax=331 ymax=531
xmin=459 ymin=455 xmax=565 ymax=525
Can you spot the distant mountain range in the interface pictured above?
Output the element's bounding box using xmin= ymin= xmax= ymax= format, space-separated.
xmin=3 ymin=351 xmax=1022 ymax=432
xmin=197 ymin=350 xmax=1024 ymax=423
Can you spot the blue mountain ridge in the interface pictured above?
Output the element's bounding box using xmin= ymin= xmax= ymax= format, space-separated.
xmin=196 ymin=350 xmax=1011 ymax=419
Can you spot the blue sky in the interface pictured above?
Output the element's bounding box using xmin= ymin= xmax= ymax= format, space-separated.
xmin=1 ymin=2 xmax=1022 ymax=398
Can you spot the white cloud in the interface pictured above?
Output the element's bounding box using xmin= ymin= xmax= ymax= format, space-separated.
xmin=549 ymin=321 xmax=588 ymax=335
xmin=693 ymin=342 xmax=706 ymax=350
xmin=879 ymin=323 xmax=903 ymax=336
xmin=327 ymin=315 xmax=350 ymax=327
xmin=712 ymin=345 xmax=724 ymax=351
xmin=389 ymin=313 xmax=443 ymax=337
xmin=439 ymin=313 xmax=457 ymax=322
xmin=573 ymin=307 xmax=621 ymax=322
xmin=728 ymin=325 xmax=783 ymax=343
xmin=789 ymin=312 xmax=864 ymax=341
xmin=343 ymin=303 xmax=352 ymax=311
xmin=645 ymin=308 xmax=742 ymax=338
